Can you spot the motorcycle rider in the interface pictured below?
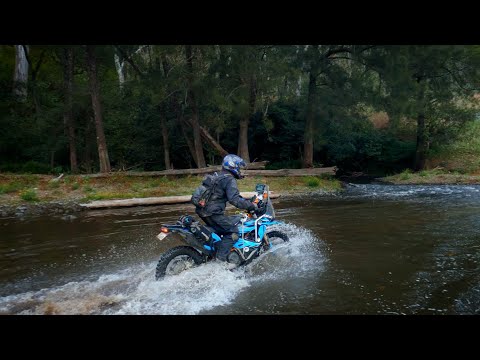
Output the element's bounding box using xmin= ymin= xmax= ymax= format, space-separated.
xmin=192 ymin=154 xmax=262 ymax=262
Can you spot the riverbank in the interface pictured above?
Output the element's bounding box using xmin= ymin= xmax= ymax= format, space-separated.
xmin=381 ymin=168 xmax=480 ymax=185
xmin=0 ymin=173 xmax=342 ymax=218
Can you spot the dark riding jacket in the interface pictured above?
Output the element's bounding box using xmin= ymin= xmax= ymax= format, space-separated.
xmin=195 ymin=170 xmax=254 ymax=217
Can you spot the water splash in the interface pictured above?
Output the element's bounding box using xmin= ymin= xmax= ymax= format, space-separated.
xmin=0 ymin=223 xmax=327 ymax=315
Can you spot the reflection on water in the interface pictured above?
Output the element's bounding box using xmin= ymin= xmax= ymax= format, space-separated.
xmin=1 ymin=184 xmax=479 ymax=314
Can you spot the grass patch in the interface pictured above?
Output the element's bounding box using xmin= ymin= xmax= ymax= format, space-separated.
xmin=1 ymin=173 xmax=342 ymax=205
xmin=147 ymin=179 xmax=163 ymax=188
xmin=0 ymin=182 xmax=25 ymax=194
xmin=0 ymin=175 xmax=39 ymax=194
xmin=130 ymin=184 xmax=143 ymax=192
xmin=84 ymin=192 xmax=136 ymax=201
xmin=384 ymin=167 xmax=480 ymax=184
xmin=305 ymin=176 xmax=320 ymax=187
xmin=47 ymin=181 xmax=60 ymax=189
xmin=83 ymin=185 xmax=94 ymax=193
xmin=20 ymin=189 xmax=39 ymax=202
xmin=399 ymin=169 xmax=412 ymax=181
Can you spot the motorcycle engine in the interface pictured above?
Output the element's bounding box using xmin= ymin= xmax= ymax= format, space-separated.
xmin=226 ymin=250 xmax=243 ymax=266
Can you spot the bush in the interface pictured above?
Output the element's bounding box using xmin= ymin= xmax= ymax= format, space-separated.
xmin=0 ymin=162 xmax=64 ymax=174
xmin=399 ymin=169 xmax=413 ymax=180
xmin=20 ymin=189 xmax=38 ymax=202
xmin=305 ymin=177 xmax=320 ymax=187
xmin=21 ymin=161 xmax=51 ymax=174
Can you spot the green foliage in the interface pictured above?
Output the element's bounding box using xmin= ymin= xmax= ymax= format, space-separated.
xmin=258 ymin=101 xmax=304 ymax=166
xmin=20 ymin=189 xmax=39 ymax=202
xmin=83 ymin=185 xmax=94 ymax=193
xmin=0 ymin=182 xmax=24 ymax=194
xmin=428 ymin=120 xmax=480 ymax=172
xmin=22 ymin=161 xmax=51 ymax=174
xmin=1 ymin=44 xmax=480 ymax=176
xmin=84 ymin=191 xmax=136 ymax=201
xmin=304 ymin=177 xmax=320 ymax=187
xmin=266 ymin=160 xmax=303 ymax=170
xmin=47 ymin=181 xmax=60 ymax=189
xmin=399 ymin=169 xmax=413 ymax=180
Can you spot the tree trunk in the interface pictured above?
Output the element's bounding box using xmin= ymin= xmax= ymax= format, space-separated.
xmin=114 ymin=53 xmax=125 ymax=89
xmin=160 ymin=116 xmax=171 ymax=169
xmin=184 ymin=117 xmax=228 ymax=157
xmin=63 ymin=47 xmax=78 ymax=173
xmin=13 ymin=45 xmax=29 ymax=100
xmin=169 ymin=92 xmax=198 ymax=166
xmin=200 ymin=124 xmax=229 ymax=158
xmin=237 ymin=119 xmax=249 ymax=161
xmin=50 ymin=150 xmax=55 ymax=169
xmin=185 ymin=45 xmax=206 ymax=168
xmin=83 ymin=118 xmax=93 ymax=173
xmin=303 ymin=72 xmax=317 ymax=168
xmin=26 ymin=47 xmax=46 ymax=114
xmin=237 ymin=75 xmax=256 ymax=163
xmin=181 ymin=118 xmax=199 ymax=167
xmin=414 ymin=113 xmax=428 ymax=171
xmin=414 ymin=78 xmax=427 ymax=171
xmin=86 ymin=45 xmax=111 ymax=173
xmin=162 ymin=53 xmax=197 ymax=167
xmin=158 ymin=55 xmax=172 ymax=170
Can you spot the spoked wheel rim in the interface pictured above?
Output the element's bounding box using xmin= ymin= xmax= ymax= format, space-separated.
xmin=262 ymin=231 xmax=289 ymax=253
xmin=268 ymin=237 xmax=286 ymax=246
xmin=165 ymin=255 xmax=196 ymax=276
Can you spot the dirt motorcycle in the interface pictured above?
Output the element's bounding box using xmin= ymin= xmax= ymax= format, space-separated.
xmin=154 ymin=184 xmax=289 ymax=280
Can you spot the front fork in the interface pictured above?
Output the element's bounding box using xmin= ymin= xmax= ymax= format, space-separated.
xmin=262 ymin=235 xmax=271 ymax=251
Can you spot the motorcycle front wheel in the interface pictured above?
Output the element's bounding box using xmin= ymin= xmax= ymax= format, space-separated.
xmin=259 ymin=230 xmax=288 ymax=252
xmin=155 ymin=246 xmax=204 ymax=280
xmin=266 ymin=231 xmax=289 ymax=244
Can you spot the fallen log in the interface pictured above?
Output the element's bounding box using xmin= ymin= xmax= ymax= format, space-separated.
xmin=83 ymin=161 xmax=268 ymax=178
xmin=80 ymin=163 xmax=335 ymax=178
xmin=243 ymin=167 xmax=336 ymax=177
xmin=184 ymin=117 xmax=229 ymax=157
xmin=80 ymin=191 xmax=280 ymax=209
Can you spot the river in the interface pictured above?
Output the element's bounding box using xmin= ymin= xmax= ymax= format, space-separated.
xmin=1 ymin=184 xmax=479 ymax=315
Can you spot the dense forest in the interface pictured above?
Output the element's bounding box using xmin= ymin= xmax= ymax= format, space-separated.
xmin=1 ymin=45 xmax=479 ymax=176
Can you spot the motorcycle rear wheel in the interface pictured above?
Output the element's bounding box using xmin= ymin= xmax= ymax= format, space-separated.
xmin=155 ymin=246 xmax=204 ymax=280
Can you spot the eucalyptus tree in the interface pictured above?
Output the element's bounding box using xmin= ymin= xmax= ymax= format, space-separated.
xmin=364 ymin=45 xmax=480 ymax=170
xmin=86 ymin=45 xmax=111 ymax=173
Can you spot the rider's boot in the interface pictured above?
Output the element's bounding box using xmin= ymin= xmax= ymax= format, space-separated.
xmin=215 ymin=234 xmax=236 ymax=265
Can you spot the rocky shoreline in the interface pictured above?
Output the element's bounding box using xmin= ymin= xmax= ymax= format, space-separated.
xmin=0 ymin=188 xmax=340 ymax=219
xmin=0 ymin=201 xmax=86 ymax=219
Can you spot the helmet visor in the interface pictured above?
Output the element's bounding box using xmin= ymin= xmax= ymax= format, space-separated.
xmin=238 ymin=160 xmax=246 ymax=176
